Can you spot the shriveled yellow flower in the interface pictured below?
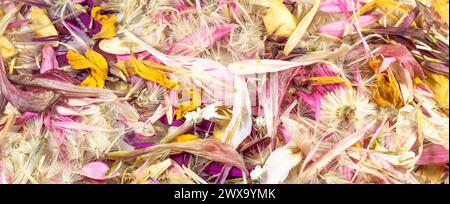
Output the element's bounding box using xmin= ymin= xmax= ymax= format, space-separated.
xmin=131 ymin=55 xmax=178 ymax=90
xmin=29 ymin=7 xmax=58 ymax=37
xmin=173 ymin=134 xmax=199 ymax=143
xmin=368 ymin=57 xmax=403 ymax=109
xmin=67 ymin=49 xmax=109 ymax=88
xmin=263 ymin=0 xmax=298 ymax=37
xmin=372 ymin=69 xmax=403 ymax=109
xmin=91 ymin=7 xmax=117 ymax=39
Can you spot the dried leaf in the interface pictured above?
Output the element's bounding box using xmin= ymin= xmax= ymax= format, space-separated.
xmin=0 ymin=56 xmax=61 ymax=112
xmin=107 ymin=139 xmax=246 ymax=171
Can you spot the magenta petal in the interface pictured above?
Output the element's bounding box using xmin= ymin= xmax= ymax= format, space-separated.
xmin=416 ymin=144 xmax=449 ymax=166
xmin=15 ymin=112 xmax=39 ymax=125
xmin=203 ymin=163 xmax=243 ymax=178
xmin=81 ymin=162 xmax=110 ymax=180
xmin=78 ymin=13 xmax=102 ymax=35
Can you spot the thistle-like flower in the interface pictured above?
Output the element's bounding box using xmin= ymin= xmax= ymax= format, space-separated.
xmin=320 ymin=88 xmax=377 ymax=132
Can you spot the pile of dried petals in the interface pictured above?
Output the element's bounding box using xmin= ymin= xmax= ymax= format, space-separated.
xmin=0 ymin=0 xmax=448 ymax=184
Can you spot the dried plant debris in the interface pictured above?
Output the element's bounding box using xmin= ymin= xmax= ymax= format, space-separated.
xmin=0 ymin=0 xmax=448 ymax=184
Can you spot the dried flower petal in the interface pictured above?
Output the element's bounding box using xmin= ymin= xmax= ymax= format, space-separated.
xmin=67 ymin=49 xmax=109 ymax=88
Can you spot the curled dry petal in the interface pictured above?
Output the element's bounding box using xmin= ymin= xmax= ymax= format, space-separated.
xmin=91 ymin=7 xmax=117 ymax=40
xmin=318 ymin=15 xmax=378 ymax=38
xmin=262 ymin=0 xmax=298 ymax=37
xmin=40 ymin=45 xmax=59 ymax=74
xmin=80 ymin=162 xmax=110 ymax=180
xmin=370 ymin=44 xmax=425 ymax=79
xmin=0 ymin=56 xmax=61 ymax=112
xmin=67 ymin=49 xmax=109 ymax=88
xmin=7 ymin=73 xmax=116 ymax=100
xmin=106 ymin=139 xmax=247 ymax=173
xmin=131 ymin=55 xmax=179 ymax=90
xmin=416 ymin=144 xmax=449 ymax=166
xmin=260 ymin=142 xmax=302 ymax=184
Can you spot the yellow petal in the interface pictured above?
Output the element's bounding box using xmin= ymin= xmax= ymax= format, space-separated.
xmin=174 ymin=89 xmax=202 ymax=120
xmin=29 ymin=7 xmax=58 ymax=37
xmin=85 ymin=48 xmax=108 ymax=74
xmin=175 ymin=102 xmax=198 ymax=120
xmin=356 ymin=0 xmax=410 ymax=16
xmin=91 ymin=7 xmax=116 ymax=39
xmin=173 ymin=134 xmax=199 ymax=143
xmin=80 ymin=74 xmax=100 ymax=87
xmin=67 ymin=49 xmax=109 ymax=88
xmin=131 ymin=55 xmax=178 ymax=90
xmin=305 ymin=76 xmax=352 ymax=89
xmin=424 ymin=70 xmax=449 ymax=110
xmin=0 ymin=36 xmax=17 ymax=59
xmin=283 ymin=0 xmax=320 ymax=55
xmin=94 ymin=15 xmax=117 ymax=40
xmin=432 ymin=0 xmax=449 ymax=24
xmin=263 ymin=0 xmax=298 ymax=37
xmin=91 ymin=7 xmax=108 ymax=23
xmin=67 ymin=50 xmax=94 ymax=70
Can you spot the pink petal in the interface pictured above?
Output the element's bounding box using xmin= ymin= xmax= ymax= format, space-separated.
xmin=7 ymin=19 xmax=29 ymax=30
xmin=371 ymin=44 xmax=425 ymax=79
xmin=0 ymin=172 xmax=11 ymax=184
xmin=15 ymin=112 xmax=39 ymax=125
xmin=318 ymin=15 xmax=378 ymax=38
xmin=319 ymin=0 xmax=364 ymax=13
xmin=40 ymin=45 xmax=59 ymax=74
xmin=116 ymin=51 xmax=151 ymax=61
xmin=379 ymin=57 xmax=397 ymax=73
xmin=339 ymin=166 xmax=355 ymax=182
xmin=81 ymin=162 xmax=110 ymax=180
xmin=313 ymin=92 xmax=322 ymax=120
xmin=55 ymin=106 xmax=81 ymax=116
xmin=278 ymin=125 xmax=292 ymax=143
xmin=416 ymin=144 xmax=449 ymax=166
